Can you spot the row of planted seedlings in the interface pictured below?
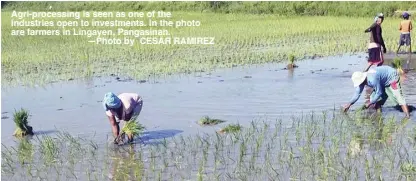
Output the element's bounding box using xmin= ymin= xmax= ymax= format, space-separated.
xmin=4 ymin=14 xmax=409 ymax=87
xmin=3 ymin=108 xmax=416 ymax=180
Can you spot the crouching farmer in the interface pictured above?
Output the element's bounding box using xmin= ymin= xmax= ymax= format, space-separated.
xmin=103 ymin=92 xmax=143 ymax=144
xmin=342 ymin=66 xmax=410 ymax=118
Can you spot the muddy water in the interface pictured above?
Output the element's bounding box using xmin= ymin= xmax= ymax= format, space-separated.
xmin=2 ymin=53 xmax=416 ymax=148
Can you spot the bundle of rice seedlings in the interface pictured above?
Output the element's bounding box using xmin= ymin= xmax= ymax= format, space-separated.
xmin=392 ymin=57 xmax=407 ymax=83
xmin=12 ymin=108 xmax=34 ymax=137
xmin=286 ymin=54 xmax=298 ymax=69
xmin=392 ymin=57 xmax=405 ymax=73
xmin=117 ymin=117 xmax=145 ymax=144
xmin=198 ymin=116 xmax=226 ymax=126
xmin=218 ymin=123 xmax=242 ymax=134
xmin=122 ymin=120 xmax=145 ymax=136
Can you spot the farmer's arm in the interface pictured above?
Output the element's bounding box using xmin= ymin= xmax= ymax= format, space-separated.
xmin=368 ymin=82 xmax=383 ymax=106
xmin=108 ymin=115 xmax=120 ymax=137
xmin=349 ymin=84 xmax=365 ymax=105
xmin=343 ymin=85 xmax=364 ymax=112
xmin=364 ymin=23 xmax=376 ymax=33
xmin=411 ymin=21 xmax=413 ymax=31
xmin=378 ymin=29 xmax=386 ymax=51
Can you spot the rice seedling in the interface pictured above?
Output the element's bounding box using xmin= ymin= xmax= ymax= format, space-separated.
xmin=16 ymin=138 xmax=34 ymax=165
xmin=198 ymin=116 xmax=226 ymax=126
xmin=118 ymin=118 xmax=146 ymax=144
xmin=12 ymin=108 xmax=34 ymax=137
xmin=2 ymin=6 xmax=413 ymax=88
xmin=3 ymin=110 xmax=416 ymax=180
xmin=286 ymin=54 xmax=298 ymax=69
xmin=218 ymin=123 xmax=242 ymax=134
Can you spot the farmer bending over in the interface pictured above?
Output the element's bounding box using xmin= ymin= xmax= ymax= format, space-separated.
xmin=363 ymin=13 xmax=386 ymax=72
xmin=396 ymin=12 xmax=412 ymax=54
xmin=342 ymin=65 xmax=410 ymax=118
xmin=103 ymin=92 xmax=143 ymax=144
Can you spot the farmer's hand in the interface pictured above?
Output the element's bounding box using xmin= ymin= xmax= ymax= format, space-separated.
xmin=364 ymin=103 xmax=372 ymax=109
xmin=342 ymin=104 xmax=351 ymax=113
xmin=113 ymin=137 xmax=119 ymax=144
xmin=382 ymin=46 xmax=387 ymax=54
xmin=113 ymin=133 xmax=125 ymax=144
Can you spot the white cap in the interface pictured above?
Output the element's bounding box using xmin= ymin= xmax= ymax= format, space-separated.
xmin=351 ymin=71 xmax=368 ymax=87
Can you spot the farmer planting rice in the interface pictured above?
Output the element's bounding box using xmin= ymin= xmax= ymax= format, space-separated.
xmin=103 ymin=92 xmax=143 ymax=144
xmin=342 ymin=65 xmax=410 ymax=118
xmin=363 ymin=13 xmax=386 ymax=72
xmin=396 ymin=12 xmax=412 ymax=54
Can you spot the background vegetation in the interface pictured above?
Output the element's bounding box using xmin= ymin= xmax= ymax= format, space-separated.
xmin=2 ymin=1 xmax=416 ymax=87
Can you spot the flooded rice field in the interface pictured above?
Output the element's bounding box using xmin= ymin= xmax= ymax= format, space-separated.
xmin=2 ymin=53 xmax=416 ymax=180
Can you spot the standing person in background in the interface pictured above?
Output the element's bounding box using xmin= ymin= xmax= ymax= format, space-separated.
xmin=364 ymin=13 xmax=386 ymax=72
xmin=396 ymin=12 xmax=412 ymax=55
xmin=363 ymin=13 xmax=386 ymax=105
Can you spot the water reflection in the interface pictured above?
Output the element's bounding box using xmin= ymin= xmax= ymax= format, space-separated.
xmin=108 ymin=145 xmax=144 ymax=180
xmin=346 ymin=112 xmax=399 ymax=157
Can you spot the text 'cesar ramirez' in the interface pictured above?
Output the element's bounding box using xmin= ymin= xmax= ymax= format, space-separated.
xmin=93 ymin=37 xmax=215 ymax=46
xmin=139 ymin=37 xmax=215 ymax=45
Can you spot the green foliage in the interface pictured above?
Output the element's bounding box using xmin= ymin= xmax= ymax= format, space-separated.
xmin=3 ymin=112 xmax=416 ymax=180
xmin=392 ymin=57 xmax=403 ymax=69
xmin=288 ymin=54 xmax=295 ymax=64
xmin=13 ymin=108 xmax=29 ymax=130
xmin=198 ymin=116 xmax=226 ymax=126
xmin=220 ymin=123 xmax=241 ymax=133
xmin=121 ymin=118 xmax=145 ymax=137
xmin=401 ymin=162 xmax=416 ymax=173
xmin=12 ymin=108 xmax=33 ymax=137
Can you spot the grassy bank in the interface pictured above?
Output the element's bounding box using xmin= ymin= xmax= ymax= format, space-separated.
xmin=2 ymin=111 xmax=416 ymax=180
xmin=2 ymin=11 xmax=414 ymax=87
xmin=2 ymin=1 xmax=416 ymax=17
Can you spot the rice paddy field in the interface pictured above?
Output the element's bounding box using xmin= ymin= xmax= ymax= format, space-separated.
xmin=2 ymin=10 xmax=416 ymax=87
xmin=2 ymin=1 xmax=416 ymax=181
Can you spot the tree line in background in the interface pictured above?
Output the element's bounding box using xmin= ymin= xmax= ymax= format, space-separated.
xmin=1 ymin=1 xmax=416 ymax=17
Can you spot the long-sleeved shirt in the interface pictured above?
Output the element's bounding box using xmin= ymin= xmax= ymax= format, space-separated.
xmin=349 ymin=66 xmax=399 ymax=105
xmin=400 ymin=20 xmax=413 ymax=33
xmin=365 ymin=22 xmax=385 ymax=48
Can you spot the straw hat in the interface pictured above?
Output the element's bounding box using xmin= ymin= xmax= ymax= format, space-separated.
xmin=351 ymin=71 xmax=367 ymax=87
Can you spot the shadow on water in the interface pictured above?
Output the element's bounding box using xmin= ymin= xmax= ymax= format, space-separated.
xmin=138 ymin=129 xmax=183 ymax=145
xmin=391 ymin=105 xmax=416 ymax=113
xmin=33 ymin=130 xmax=58 ymax=135
xmin=107 ymin=145 xmax=144 ymax=180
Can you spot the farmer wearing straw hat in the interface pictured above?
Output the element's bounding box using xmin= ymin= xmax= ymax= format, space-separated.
xmin=363 ymin=13 xmax=386 ymax=72
xmin=342 ymin=65 xmax=410 ymax=118
xmin=396 ymin=12 xmax=412 ymax=54
xmin=103 ymin=92 xmax=143 ymax=144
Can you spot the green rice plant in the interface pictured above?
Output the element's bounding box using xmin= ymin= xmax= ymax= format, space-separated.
xmin=392 ymin=57 xmax=403 ymax=69
xmin=12 ymin=108 xmax=34 ymax=137
xmin=3 ymin=110 xmax=416 ymax=180
xmin=17 ymin=138 xmax=34 ymax=165
xmin=219 ymin=124 xmax=242 ymax=134
xmin=198 ymin=116 xmax=226 ymax=126
xmin=118 ymin=117 xmax=146 ymax=144
xmin=38 ymin=135 xmax=59 ymax=165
